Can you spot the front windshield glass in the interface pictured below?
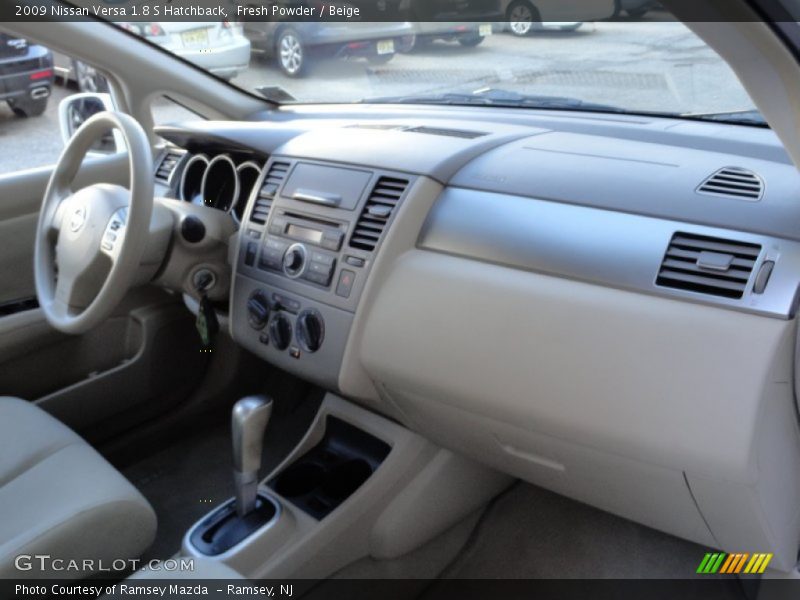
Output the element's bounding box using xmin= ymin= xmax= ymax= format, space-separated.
xmin=113 ymin=8 xmax=758 ymax=121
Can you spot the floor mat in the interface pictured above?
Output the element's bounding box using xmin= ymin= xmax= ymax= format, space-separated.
xmin=122 ymin=390 xmax=323 ymax=561
xmin=439 ymin=482 xmax=741 ymax=585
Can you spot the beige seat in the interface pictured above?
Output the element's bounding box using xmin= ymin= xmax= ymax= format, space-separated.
xmin=0 ymin=396 xmax=156 ymax=579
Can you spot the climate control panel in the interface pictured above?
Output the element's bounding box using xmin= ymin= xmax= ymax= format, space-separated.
xmin=233 ymin=276 xmax=352 ymax=390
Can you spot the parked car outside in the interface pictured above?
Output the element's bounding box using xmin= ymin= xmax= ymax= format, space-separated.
xmin=0 ymin=33 xmax=53 ymax=117
xmin=55 ymin=21 xmax=250 ymax=92
xmin=244 ymin=21 xmax=416 ymax=78
xmin=616 ymin=0 xmax=661 ymax=18
xmin=500 ymin=0 xmax=615 ymax=36
xmin=407 ymin=22 xmax=497 ymax=50
xmin=405 ymin=0 xmax=503 ymax=49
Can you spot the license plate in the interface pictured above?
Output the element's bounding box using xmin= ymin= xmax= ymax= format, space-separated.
xmin=376 ymin=39 xmax=395 ymax=55
xmin=181 ymin=28 xmax=209 ymax=48
xmin=479 ymin=24 xmax=493 ymax=37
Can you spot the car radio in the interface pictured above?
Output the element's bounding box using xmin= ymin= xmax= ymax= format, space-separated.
xmin=232 ymin=158 xmax=413 ymax=390
xmin=256 ymin=211 xmax=347 ymax=288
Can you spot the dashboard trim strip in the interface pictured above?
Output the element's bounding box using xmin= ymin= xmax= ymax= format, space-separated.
xmin=419 ymin=187 xmax=800 ymax=319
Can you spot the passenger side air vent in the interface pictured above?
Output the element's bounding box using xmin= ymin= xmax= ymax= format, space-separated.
xmin=250 ymin=161 xmax=289 ymax=225
xmin=656 ymin=232 xmax=761 ymax=299
xmin=155 ymin=149 xmax=184 ymax=183
xmin=405 ymin=126 xmax=487 ymax=139
xmin=349 ymin=176 xmax=409 ymax=251
xmin=697 ymin=167 xmax=764 ymax=201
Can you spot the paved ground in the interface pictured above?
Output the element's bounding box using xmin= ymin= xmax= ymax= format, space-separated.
xmin=0 ymin=17 xmax=755 ymax=172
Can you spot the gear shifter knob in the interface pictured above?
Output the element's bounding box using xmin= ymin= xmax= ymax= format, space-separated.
xmin=232 ymin=395 xmax=273 ymax=517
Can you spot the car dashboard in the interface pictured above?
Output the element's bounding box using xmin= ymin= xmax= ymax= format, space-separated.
xmin=153 ymin=106 xmax=800 ymax=570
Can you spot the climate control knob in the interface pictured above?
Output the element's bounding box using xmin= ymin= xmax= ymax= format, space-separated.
xmin=247 ymin=290 xmax=270 ymax=330
xmin=269 ymin=313 xmax=293 ymax=351
xmin=282 ymin=243 xmax=307 ymax=279
xmin=296 ymin=309 xmax=325 ymax=353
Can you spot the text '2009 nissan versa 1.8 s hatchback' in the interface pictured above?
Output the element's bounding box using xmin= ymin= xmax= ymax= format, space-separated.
xmin=4 ymin=0 xmax=800 ymax=598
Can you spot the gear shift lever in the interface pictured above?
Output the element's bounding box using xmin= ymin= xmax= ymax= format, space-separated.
xmin=232 ymin=395 xmax=273 ymax=517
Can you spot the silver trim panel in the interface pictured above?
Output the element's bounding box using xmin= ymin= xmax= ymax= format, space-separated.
xmin=419 ymin=187 xmax=800 ymax=319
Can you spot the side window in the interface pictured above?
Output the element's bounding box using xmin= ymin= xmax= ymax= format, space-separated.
xmin=0 ymin=33 xmax=112 ymax=171
xmin=152 ymin=95 xmax=203 ymax=127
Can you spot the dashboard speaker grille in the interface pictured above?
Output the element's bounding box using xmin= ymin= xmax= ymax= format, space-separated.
xmin=656 ymin=232 xmax=761 ymax=299
xmin=697 ymin=167 xmax=763 ymax=201
xmin=405 ymin=126 xmax=487 ymax=139
xmin=349 ymin=176 xmax=409 ymax=251
xmin=155 ymin=150 xmax=183 ymax=183
xmin=251 ymin=161 xmax=290 ymax=224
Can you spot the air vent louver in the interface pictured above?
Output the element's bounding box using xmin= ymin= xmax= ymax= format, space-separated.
xmin=250 ymin=161 xmax=290 ymax=225
xmin=697 ymin=167 xmax=763 ymax=201
xmin=155 ymin=150 xmax=184 ymax=183
xmin=656 ymin=232 xmax=761 ymax=299
xmin=349 ymin=176 xmax=409 ymax=251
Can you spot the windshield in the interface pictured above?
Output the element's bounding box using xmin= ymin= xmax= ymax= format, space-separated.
xmin=113 ymin=9 xmax=759 ymax=122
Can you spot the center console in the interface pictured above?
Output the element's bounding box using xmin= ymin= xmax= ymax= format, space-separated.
xmin=231 ymin=158 xmax=414 ymax=389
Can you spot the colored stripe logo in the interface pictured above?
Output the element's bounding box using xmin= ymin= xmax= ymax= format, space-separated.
xmin=697 ymin=552 xmax=772 ymax=574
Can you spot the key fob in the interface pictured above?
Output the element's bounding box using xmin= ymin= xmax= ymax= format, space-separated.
xmin=196 ymin=294 xmax=220 ymax=349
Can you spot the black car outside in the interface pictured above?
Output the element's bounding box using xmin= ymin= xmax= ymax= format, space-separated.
xmin=0 ymin=34 xmax=54 ymax=118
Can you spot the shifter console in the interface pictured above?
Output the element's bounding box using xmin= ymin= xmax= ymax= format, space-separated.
xmin=231 ymin=158 xmax=413 ymax=389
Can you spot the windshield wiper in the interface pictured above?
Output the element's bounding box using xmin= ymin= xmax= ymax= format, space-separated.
xmin=680 ymin=109 xmax=767 ymax=127
xmin=363 ymin=88 xmax=636 ymax=114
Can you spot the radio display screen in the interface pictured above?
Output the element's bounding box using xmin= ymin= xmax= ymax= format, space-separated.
xmin=287 ymin=223 xmax=324 ymax=245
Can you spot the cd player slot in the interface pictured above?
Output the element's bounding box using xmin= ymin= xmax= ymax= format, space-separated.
xmin=281 ymin=211 xmax=341 ymax=229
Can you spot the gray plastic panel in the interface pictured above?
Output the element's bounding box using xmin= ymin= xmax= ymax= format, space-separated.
xmin=231 ymin=274 xmax=353 ymax=391
xmin=419 ymin=187 xmax=800 ymax=319
xmin=450 ymin=131 xmax=800 ymax=243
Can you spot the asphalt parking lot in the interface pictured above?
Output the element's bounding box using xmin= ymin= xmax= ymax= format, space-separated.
xmin=0 ymin=18 xmax=755 ymax=172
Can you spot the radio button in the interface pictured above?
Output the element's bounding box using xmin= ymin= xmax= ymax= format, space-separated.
xmin=309 ymin=261 xmax=334 ymax=276
xmin=321 ymin=231 xmax=344 ymax=251
xmin=310 ymin=251 xmax=335 ymax=266
xmin=304 ymin=271 xmax=332 ymax=286
xmin=244 ymin=242 xmax=258 ymax=267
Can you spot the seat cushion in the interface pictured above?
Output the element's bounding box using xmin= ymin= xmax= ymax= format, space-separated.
xmin=0 ymin=396 xmax=156 ymax=579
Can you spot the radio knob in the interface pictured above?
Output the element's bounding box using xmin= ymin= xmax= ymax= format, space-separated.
xmin=297 ymin=309 xmax=324 ymax=353
xmin=247 ymin=290 xmax=270 ymax=330
xmin=282 ymin=243 xmax=307 ymax=278
xmin=269 ymin=313 xmax=292 ymax=351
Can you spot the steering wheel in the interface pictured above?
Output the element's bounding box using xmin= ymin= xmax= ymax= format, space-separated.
xmin=34 ymin=111 xmax=153 ymax=334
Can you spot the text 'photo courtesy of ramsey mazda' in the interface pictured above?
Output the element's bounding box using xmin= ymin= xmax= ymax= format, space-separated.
xmin=4 ymin=0 xmax=800 ymax=599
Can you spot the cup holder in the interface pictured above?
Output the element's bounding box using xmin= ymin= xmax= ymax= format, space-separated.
xmin=319 ymin=459 xmax=372 ymax=501
xmin=274 ymin=463 xmax=326 ymax=498
xmin=268 ymin=417 xmax=391 ymax=520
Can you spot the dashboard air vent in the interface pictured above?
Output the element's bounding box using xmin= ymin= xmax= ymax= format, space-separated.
xmin=349 ymin=176 xmax=409 ymax=251
xmin=250 ymin=161 xmax=290 ymax=225
xmin=697 ymin=167 xmax=763 ymax=201
xmin=656 ymin=232 xmax=761 ymax=299
xmin=405 ymin=126 xmax=487 ymax=139
xmin=155 ymin=149 xmax=183 ymax=183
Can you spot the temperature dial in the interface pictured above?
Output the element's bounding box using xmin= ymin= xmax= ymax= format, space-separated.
xmin=269 ymin=313 xmax=293 ymax=351
xmin=296 ymin=309 xmax=325 ymax=353
xmin=247 ymin=290 xmax=270 ymax=330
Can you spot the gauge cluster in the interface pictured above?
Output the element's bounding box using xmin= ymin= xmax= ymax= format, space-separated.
xmin=156 ymin=148 xmax=265 ymax=224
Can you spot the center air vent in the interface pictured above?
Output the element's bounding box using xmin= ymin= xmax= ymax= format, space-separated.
xmin=155 ymin=149 xmax=184 ymax=183
xmin=656 ymin=232 xmax=761 ymax=299
xmin=250 ymin=161 xmax=290 ymax=225
xmin=349 ymin=176 xmax=409 ymax=252
xmin=697 ymin=167 xmax=764 ymax=201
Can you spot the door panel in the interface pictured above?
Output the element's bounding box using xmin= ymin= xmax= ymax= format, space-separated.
xmin=0 ymin=153 xmax=129 ymax=305
xmin=0 ymin=153 xmax=209 ymax=439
